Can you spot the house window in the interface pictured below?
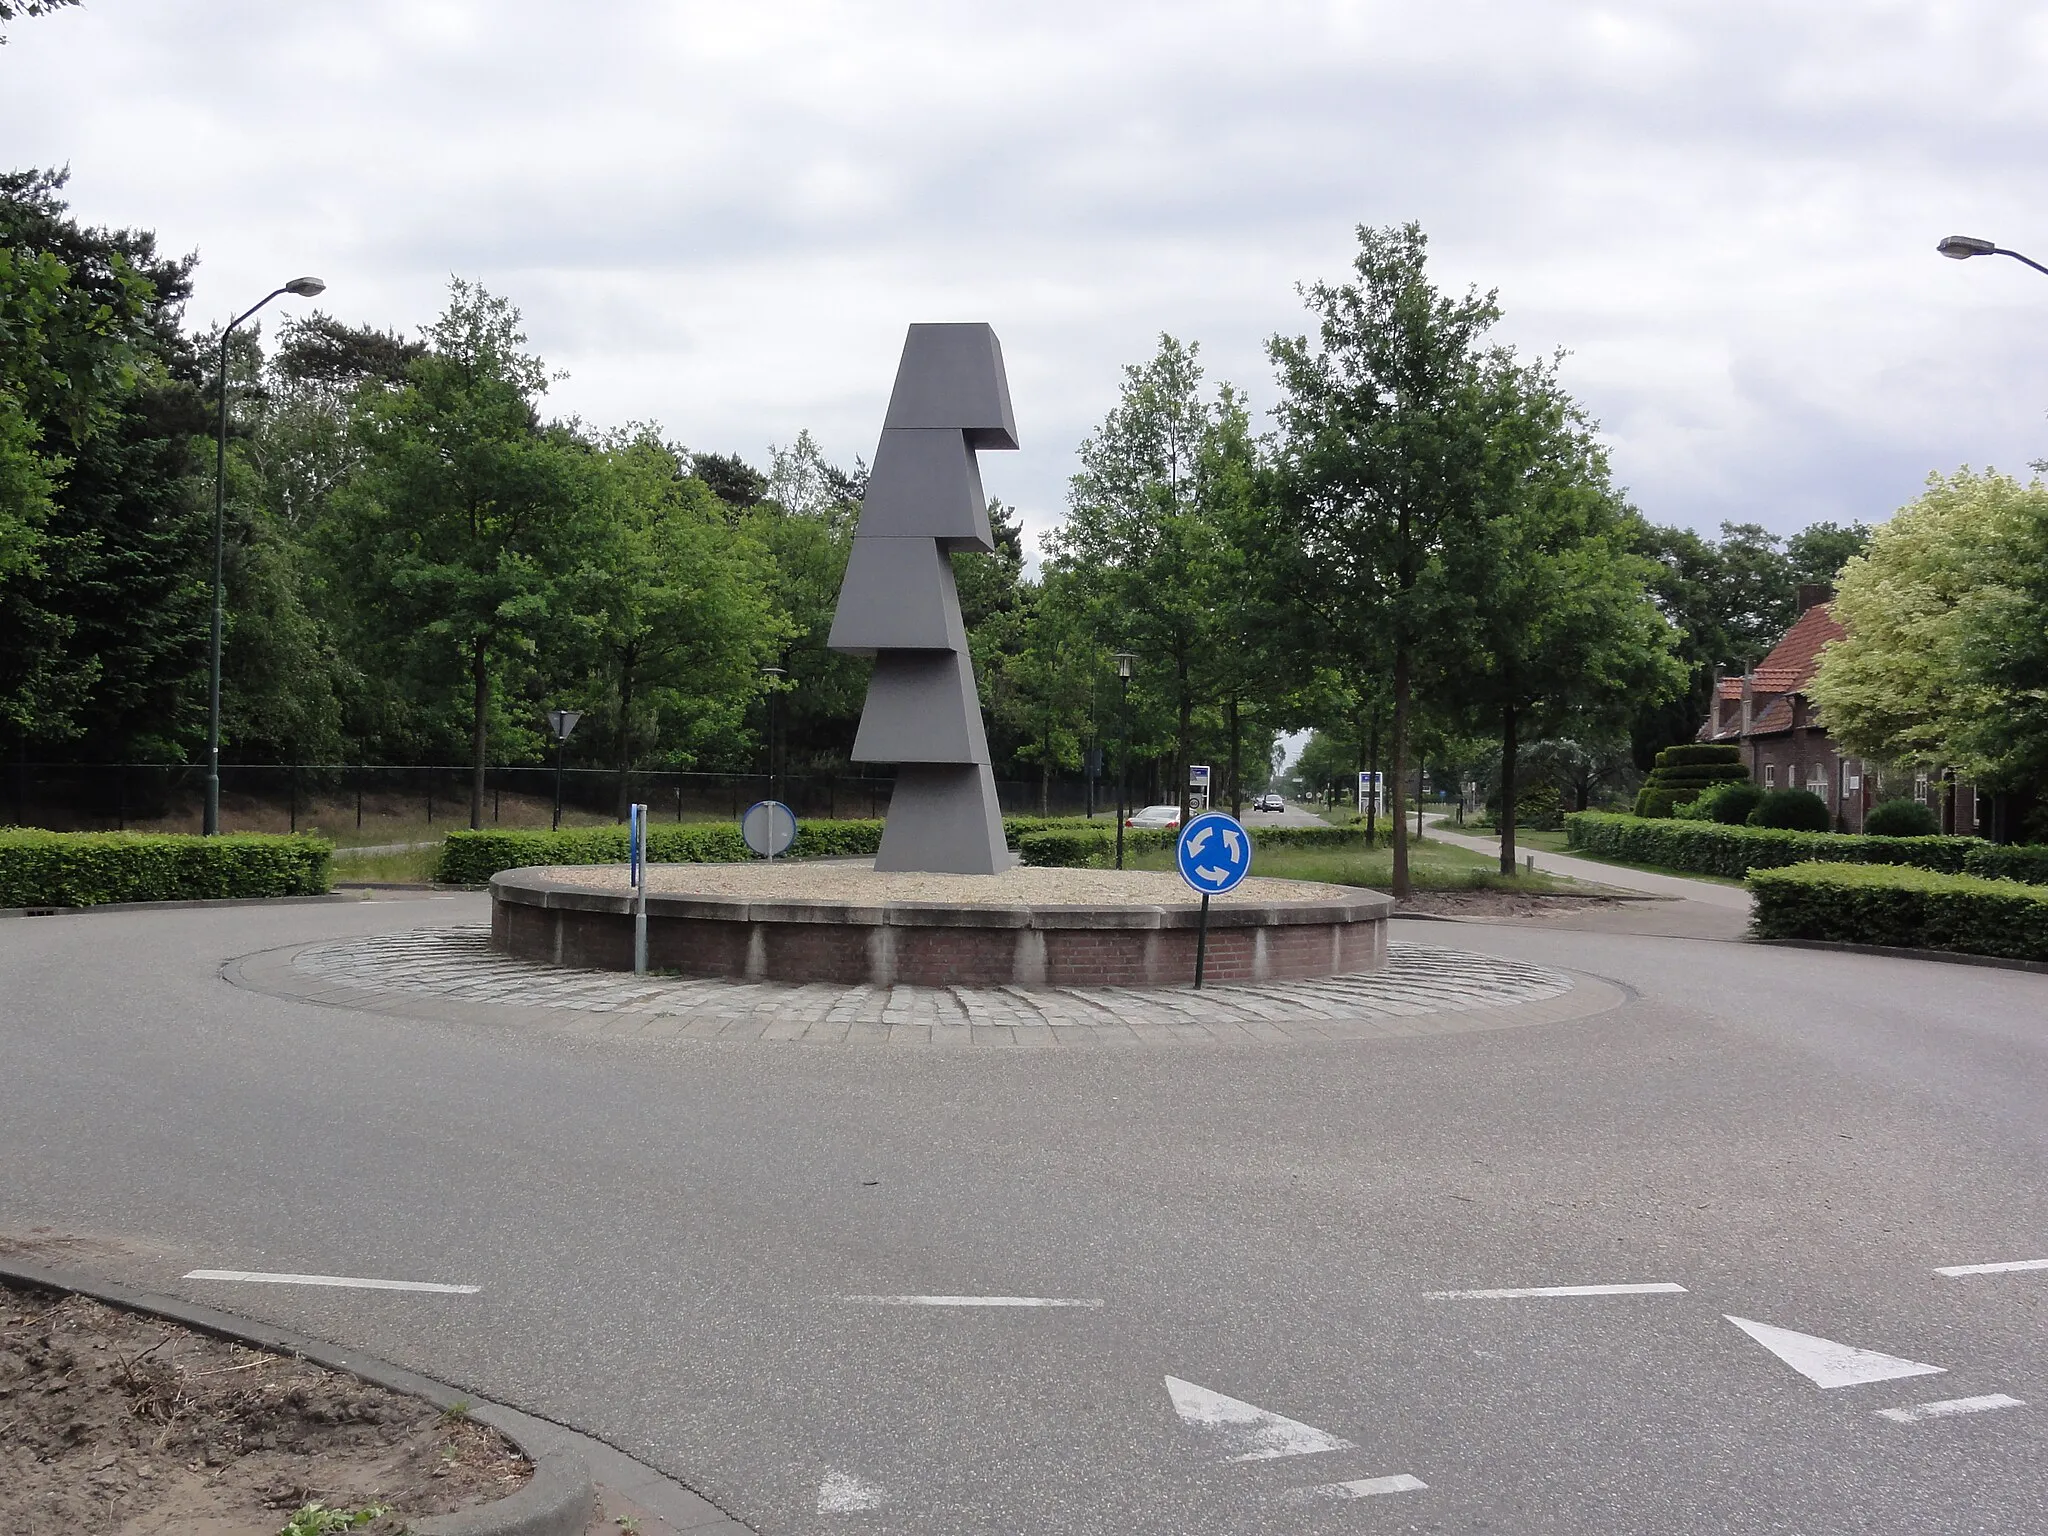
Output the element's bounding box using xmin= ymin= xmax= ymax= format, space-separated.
xmin=1914 ymin=772 xmax=1929 ymax=802
xmin=1764 ymin=764 xmax=1776 ymax=789
xmin=1808 ymin=770 xmax=1828 ymax=800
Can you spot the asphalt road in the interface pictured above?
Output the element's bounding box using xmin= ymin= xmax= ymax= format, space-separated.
xmin=2 ymin=893 xmax=2045 ymax=1533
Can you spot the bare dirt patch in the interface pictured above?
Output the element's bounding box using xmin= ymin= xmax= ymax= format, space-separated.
xmin=0 ymin=1279 xmax=529 ymax=1536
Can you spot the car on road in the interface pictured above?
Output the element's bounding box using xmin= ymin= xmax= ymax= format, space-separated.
xmin=1125 ymin=804 xmax=1183 ymax=830
xmin=1253 ymin=793 xmax=1286 ymax=812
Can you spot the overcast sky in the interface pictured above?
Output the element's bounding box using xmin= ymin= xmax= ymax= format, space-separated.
xmin=7 ymin=0 xmax=2045 ymax=557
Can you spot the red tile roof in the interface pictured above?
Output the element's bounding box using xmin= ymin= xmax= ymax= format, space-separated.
xmin=1716 ymin=677 xmax=1743 ymax=700
xmin=1752 ymin=602 xmax=1845 ymax=692
xmin=1749 ymin=696 xmax=1795 ymax=736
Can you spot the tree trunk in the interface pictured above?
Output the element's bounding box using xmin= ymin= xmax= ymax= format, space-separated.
xmin=614 ymin=653 xmax=636 ymax=822
xmin=1390 ymin=649 xmax=1411 ymax=898
xmin=1227 ymin=696 xmax=1242 ymax=818
xmin=1498 ymin=703 xmax=1518 ymax=876
xmin=468 ymin=635 xmax=488 ymax=832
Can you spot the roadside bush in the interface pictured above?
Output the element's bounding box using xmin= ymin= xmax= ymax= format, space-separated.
xmin=1673 ymin=781 xmax=1764 ymax=825
xmin=1564 ymin=811 xmax=1980 ymax=879
xmin=437 ymin=820 xmax=881 ymax=884
xmin=1749 ymin=861 xmax=2048 ymax=962
xmin=1963 ymin=843 xmax=2048 ymax=885
xmin=0 ymin=830 xmax=334 ymax=907
xmin=1017 ymin=820 xmax=1390 ymax=868
xmin=1863 ymin=798 xmax=1940 ymax=838
xmin=1746 ymin=788 xmax=1832 ymax=831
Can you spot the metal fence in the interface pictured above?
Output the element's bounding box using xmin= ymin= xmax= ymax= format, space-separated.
xmin=1 ymin=763 xmax=1102 ymax=840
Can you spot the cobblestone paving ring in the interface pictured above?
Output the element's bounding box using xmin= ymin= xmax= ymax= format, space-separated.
xmin=228 ymin=927 xmax=1625 ymax=1048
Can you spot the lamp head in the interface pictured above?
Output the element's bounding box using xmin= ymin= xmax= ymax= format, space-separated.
xmin=1114 ymin=651 xmax=1136 ymax=680
xmin=1937 ymin=235 xmax=1997 ymax=260
xmin=283 ymin=276 xmax=326 ymax=297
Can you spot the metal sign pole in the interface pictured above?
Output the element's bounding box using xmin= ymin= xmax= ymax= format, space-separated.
xmin=1194 ymin=891 xmax=1212 ymax=989
xmin=631 ymin=802 xmax=648 ymax=975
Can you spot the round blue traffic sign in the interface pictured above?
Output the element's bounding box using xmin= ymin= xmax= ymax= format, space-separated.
xmin=1176 ymin=811 xmax=1252 ymax=895
xmin=742 ymin=799 xmax=797 ymax=858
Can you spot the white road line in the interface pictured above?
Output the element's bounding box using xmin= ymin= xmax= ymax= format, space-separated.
xmin=1164 ymin=1376 xmax=1355 ymax=1462
xmin=1725 ymin=1315 xmax=1944 ymax=1389
xmin=1425 ymin=1282 xmax=1687 ymax=1299
xmin=184 ymin=1269 xmax=480 ymax=1294
xmin=1877 ymin=1393 xmax=2025 ymax=1424
xmin=1936 ymin=1258 xmax=2048 ymax=1277
xmin=1295 ymin=1474 xmax=1429 ymax=1500
xmin=837 ymin=1294 xmax=1103 ymax=1307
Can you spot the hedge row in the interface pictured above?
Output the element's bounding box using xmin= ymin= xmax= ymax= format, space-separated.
xmin=1564 ymin=811 xmax=1980 ymax=878
xmin=1963 ymin=843 xmax=2048 ymax=885
xmin=1749 ymin=861 xmax=2048 ymax=962
xmin=1018 ymin=821 xmax=1393 ymax=868
xmin=435 ymin=814 xmax=1121 ymax=885
xmin=0 ymin=830 xmax=334 ymax=907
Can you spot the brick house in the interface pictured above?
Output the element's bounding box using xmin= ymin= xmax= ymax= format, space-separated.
xmin=1698 ymin=584 xmax=1982 ymax=834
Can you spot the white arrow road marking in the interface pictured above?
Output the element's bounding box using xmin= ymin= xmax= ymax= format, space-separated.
xmin=1427 ymin=1282 xmax=1686 ymax=1299
xmin=1187 ymin=827 xmax=1213 ymax=856
xmin=1725 ymin=1315 xmax=1946 ymax=1389
xmin=1293 ymin=1475 xmax=1428 ymax=1501
xmin=1936 ymin=1258 xmax=2048 ymax=1276
xmin=1221 ymin=828 xmax=1243 ymax=860
xmin=838 ymin=1295 xmax=1102 ymax=1307
xmin=1195 ymin=865 xmax=1229 ymax=885
xmin=184 ymin=1269 xmax=479 ymax=1294
xmin=817 ymin=1471 xmax=885 ymax=1513
xmin=1164 ymin=1376 xmax=1355 ymax=1462
xmin=1876 ymin=1393 xmax=2025 ymax=1424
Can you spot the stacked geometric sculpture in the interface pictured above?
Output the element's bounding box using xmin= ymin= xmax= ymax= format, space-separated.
xmin=828 ymin=324 xmax=1018 ymax=874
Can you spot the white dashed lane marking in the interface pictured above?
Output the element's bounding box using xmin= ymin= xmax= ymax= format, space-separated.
xmin=1936 ymin=1258 xmax=2048 ymax=1276
xmin=838 ymin=1295 xmax=1103 ymax=1308
xmin=184 ymin=1269 xmax=480 ymax=1294
xmin=1877 ymin=1394 xmax=2026 ymax=1424
xmin=1426 ymin=1282 xmax=1687 ymax=1299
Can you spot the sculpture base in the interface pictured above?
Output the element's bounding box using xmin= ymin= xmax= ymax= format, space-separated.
xmin=489 ymin=864 xmax=1393 ymax=988
xmin=872 ymin=763 xmax=1007 ymax=874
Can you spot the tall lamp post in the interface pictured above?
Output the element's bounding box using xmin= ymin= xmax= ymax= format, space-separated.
xmin=1113 ymin=652 xmax=1136 ymax=871
xmin=761 ymin=666 xmax=787 ymax=810
xmin=203 ymin=275 xmax=326 ymax=836
xmin=546 ymin=708 xmax=582 ymax=830
xmin=1938 ymin=234 xmax=2048 ymax=276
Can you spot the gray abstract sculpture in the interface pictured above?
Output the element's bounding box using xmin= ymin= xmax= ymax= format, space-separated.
xmin=828 ymin=324 xmax=1018 ymax=874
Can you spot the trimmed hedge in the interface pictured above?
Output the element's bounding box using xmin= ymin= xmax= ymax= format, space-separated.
xmin=1018 ymin=821 xmax=1393 ymax=868
xmin=0 ymin=830 xmax=334 ymax=907
xmin=1564 ymin=811 xmax=1980 ymax=879
xmin=1963 ymin=843 xmax=2048 ymax=885
xmin=1749 ymin=861 xmax=2048 ymax=962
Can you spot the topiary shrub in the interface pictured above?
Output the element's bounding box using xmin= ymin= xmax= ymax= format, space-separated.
xmin=1634 ymin=743 xmax=1748 ymax=819
xmin=1863 ymin=798 xmax=1939 ymax=838
xmin=1745 ymin=788 xmax=1833 ymax=831
xmin=1675 ymin=780 xmax=1765 ymax=825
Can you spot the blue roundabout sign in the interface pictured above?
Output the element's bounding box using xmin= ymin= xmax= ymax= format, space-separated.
xmin=1176 ymin=811 xmax=1252 ymax=896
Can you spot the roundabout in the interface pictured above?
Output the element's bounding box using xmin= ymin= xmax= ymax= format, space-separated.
xmin=230 ymin=924 xmax=1617 ymax=1047
xmin=488 ymin=862 xmax=1394 ymax=988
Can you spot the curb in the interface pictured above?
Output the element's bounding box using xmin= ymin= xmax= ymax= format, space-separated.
xmin=1752 ymin=937 xmax=2048 ymax=976
xmin=0 ymin=1257 xmax=592 ymax=1536
xmin=0 ymin=892 xmax=360 ymax=919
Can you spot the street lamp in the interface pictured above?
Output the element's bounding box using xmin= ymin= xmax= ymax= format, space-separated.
xmin=1113 ymin=652 xmax=1136 ymax=871
xmin=761 ymin=666 xmax=787 ymax=810
xmin=546 ymin=708 xmax=582 ymax=830
xmin=1937 ymin=234 xmax=2048 ymax=276
xmin=203 ymin=275 xmax=326 ymax=835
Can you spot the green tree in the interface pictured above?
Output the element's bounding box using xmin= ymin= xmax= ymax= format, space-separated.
xmin=321 ymin=280 xmax=609 ymax=826
xmin=587 ymin=429 xmax=786 ymax=810
xmin=1269 ymin=222 xmax=1501 ymax=897
xmin=1808 ymin=470 xmax=2044 ymax=792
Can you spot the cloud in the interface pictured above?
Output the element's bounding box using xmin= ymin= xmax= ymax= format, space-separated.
xmin=7 ymin=0 xmax=2045 ymax=553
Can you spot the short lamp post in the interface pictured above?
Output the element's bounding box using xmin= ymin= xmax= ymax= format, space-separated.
xmin=761 ymin=666 xmax=787 ymax=810
xmin=1113 ymin=652 xmax=1136 ymax=871
xmin=1938 ymin=234 xmax=2048 ymax=277
xmin=204 ymin=276 xmax=326 ymax=835
xmin=547 ymin=708 xmax=582 ymax=831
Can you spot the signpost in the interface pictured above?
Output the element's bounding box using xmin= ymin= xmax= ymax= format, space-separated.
xmin=1175 ymin=810 xmax=1252 ymax=989
xmin=742 ymin=800 xmax=797 ymax=862
xmin=628 ymin=801 xmax=649 ymax=974
xmin=1189 ymin=763 xmax=1211 ymax=813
